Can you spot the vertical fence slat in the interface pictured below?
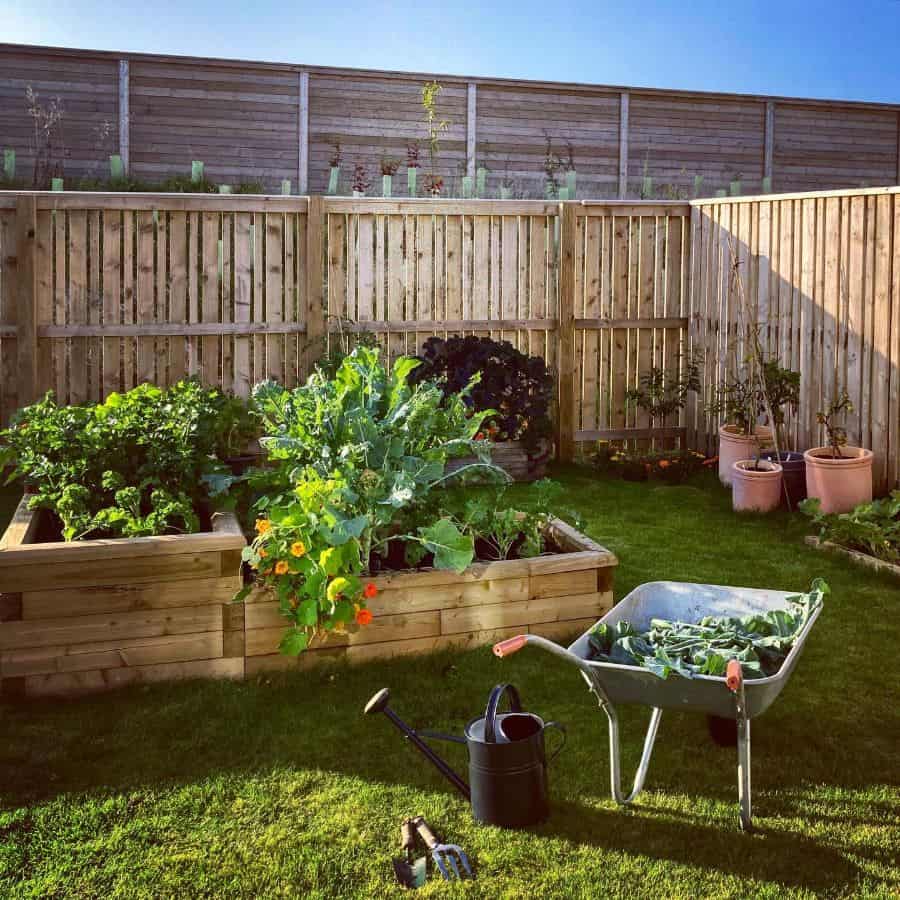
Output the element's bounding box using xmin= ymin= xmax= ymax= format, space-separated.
xmin=557 ymin=202 xmax=577 ymax=461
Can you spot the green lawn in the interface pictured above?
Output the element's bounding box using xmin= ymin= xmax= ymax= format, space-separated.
xmin=1 ymin=467 xmax=898 ymax=898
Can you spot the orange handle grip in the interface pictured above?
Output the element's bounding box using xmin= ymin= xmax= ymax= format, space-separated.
xmin=493 ymin=635 xmax=528 ymax=658
xmin=726 ymin=659 xmax=743 ymax=692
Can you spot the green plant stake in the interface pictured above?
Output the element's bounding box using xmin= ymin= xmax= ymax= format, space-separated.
xmin=500 ymin=185 xmax=512 ymax=200
xmin=51 ymin=177 xmax=63 ymax=191
xmin=218 ymin=184 xmax=232 ymax=194
xmin=730 ymin=179 xmax=742 ymax=196
xmin=762 ymin=176 xmax=772 ymax=194
xmin=407 ymin=167 xmax=417 ymax=197
xmin=642 ymin=176 xmax=653 ymax=199
xmin=3 ymin=148 xmax=14 ymax=180
xmin=476 ymin=167 xmax=487 ymax=197
xmin=281 ymin=179 xmax=292 ymax=195
xmin=327 ymin=166 xmax=340 ymax=195
xmin=191 ymin=161 xmax=204 ymax=184
xmin=109 ymin=154 xmax=124 ymax=180
xmin=715 ymin=189 xmax=727 ymax=198
xmin=565 ymin=169 xmax=576 ymax=198
xmin=461 ymin=175 xmax=473 ymax=198
xmin=558 ymin=186 xmax=570 ymax=201
xmin=382 ymin=174 xmax=392 ymax=197
xmin=693 ymin=174 xmax=704 ymax=198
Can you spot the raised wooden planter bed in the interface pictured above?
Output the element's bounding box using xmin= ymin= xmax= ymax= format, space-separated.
xmin=0 ymin=497 xmax=247 ymax=697
xmin=804 ymin=535 xmax=900 ymax=579
xmin=244 ymin=519 xmax=616 ymax=674
xmin=445 ymin=439 xmax=551 ymax=482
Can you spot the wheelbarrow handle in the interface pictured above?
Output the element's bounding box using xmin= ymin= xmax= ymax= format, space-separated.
xmin=726 ymin=659 xmax=743 ymax=693
xmin=493 ymin=635 xmax=528 ymax=658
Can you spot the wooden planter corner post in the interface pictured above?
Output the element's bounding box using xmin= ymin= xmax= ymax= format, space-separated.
xmin=244 ymin=519 xmax=617 ymax=674
xmin=0 ymin=499 xmax=247 ymax=697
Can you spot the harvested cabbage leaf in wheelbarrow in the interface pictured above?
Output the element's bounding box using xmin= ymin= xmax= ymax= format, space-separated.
xmin=587 ymin=579 xmax=828 ymax=680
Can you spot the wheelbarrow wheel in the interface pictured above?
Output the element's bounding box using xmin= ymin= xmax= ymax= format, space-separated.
xmin=707 ymin=715 xmax=738 ymax=747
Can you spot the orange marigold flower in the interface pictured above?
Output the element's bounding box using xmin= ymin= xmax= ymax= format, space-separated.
xmin=363 ymin=582 xmax=378 ymax=599
xmin=259 ymin=548 xmax=268 ymax=558
xmin=275 ymin=560 xmax=289 ymax=575
xmin=290 ymin=541 xmax=306 ymax=558
xmin=658 ymin=459 xmax=670 ymax=468
xmin=255 ymin=518 xmax=271 ymax=534
xmin=356 ymin=608 xmax=373 ymax=626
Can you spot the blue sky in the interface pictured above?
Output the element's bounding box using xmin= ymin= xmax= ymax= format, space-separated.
xmin=4 ymin=0 xmax=900 ymax=104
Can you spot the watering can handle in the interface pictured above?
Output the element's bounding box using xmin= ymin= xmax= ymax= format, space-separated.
xmin=544 ymin=721 xmax=567 ymax=763
xmin=483 ymin=683 xmax=522 ymax=744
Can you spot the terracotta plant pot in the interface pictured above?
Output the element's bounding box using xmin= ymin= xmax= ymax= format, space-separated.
xmin=717 ymin=424 xmax=773 ymax=486
xmin=803 ymin=446 xmax=873 ymax=514
xmin=732 ymin=459 xmax=783 ymax=513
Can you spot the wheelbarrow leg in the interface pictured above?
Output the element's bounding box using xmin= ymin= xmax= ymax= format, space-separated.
xmin=581 ymin=669 xmax=662 ymax=805
xmin=736 ymin=712 xmax=752 ymax=831
xmin=727 ymin=660 xmax=753 ymax=831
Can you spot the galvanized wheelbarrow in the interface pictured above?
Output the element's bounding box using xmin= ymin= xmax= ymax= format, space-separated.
xmin=493 ymin=581 xmax=822 ymax=831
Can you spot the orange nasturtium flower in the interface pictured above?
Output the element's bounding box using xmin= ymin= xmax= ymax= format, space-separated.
xmin=356 ymin=608 xmax=373 ymax=626
xmin=290 ymin=541 xmax=307 ymax=558
xmin=363 ymin=582 xmax=378 ymax=599
xmin=275 ymin=560 xmax=290 ymax=576
xmin=255 ymin=518 xmax=271 ymax=534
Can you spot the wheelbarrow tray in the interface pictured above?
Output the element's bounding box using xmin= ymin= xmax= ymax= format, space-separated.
xmin=566 ymin=581 xmax=821 ymax=719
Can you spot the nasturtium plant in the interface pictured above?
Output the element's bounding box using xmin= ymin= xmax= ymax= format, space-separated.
xmin=239 ymin=347 xmax=507 ymax=653
xmin=0 ymin=381 xmax=240 ymax=540
xmin=801 ymin=493 xmax=900 ymax=563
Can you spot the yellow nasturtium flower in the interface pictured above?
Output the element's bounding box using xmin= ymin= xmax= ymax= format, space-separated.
xmin=255 ymin=518 xmax=271 ymax=534
xmin=327 ymin=577 xmax=352 ymax=602
xmin=275 ymin=560 xmax=289 ymax=576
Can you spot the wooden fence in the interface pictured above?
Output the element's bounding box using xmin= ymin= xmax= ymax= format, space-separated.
xmin=689 ymin=186 xmax=900 ymax=492
xmin=0 ymin=192 xmax=693 ymax=456
xmin=2 ymin=43 xmax=900 ymax=198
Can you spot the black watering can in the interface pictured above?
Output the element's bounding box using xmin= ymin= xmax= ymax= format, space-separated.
xmin=364 ymin=684 xmax=566 ymax=828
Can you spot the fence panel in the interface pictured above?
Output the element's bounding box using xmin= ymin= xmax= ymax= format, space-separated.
xmin=320 ymin=198 xmax=561 ymax=369
xmin=690 ymin=187 xmax=900 ymax=492
xmin=569 ymin=203 xmax=692 ymax=446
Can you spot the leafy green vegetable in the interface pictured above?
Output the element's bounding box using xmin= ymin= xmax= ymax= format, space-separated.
xmin=801 ymin=493 xmax=900 ymax=563
xmin=0 ymin=381 xmax=240 ymax=540
xmin=587 ymin=579 xmax=828 ymax=679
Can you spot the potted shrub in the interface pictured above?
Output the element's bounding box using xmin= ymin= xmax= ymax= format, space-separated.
xmin=804 ymin=391 xmax=873 ymax=514
xmin=758 ymin=361 xmax=804 ymax=505
xmin=238 ymin=349 xmax=616 ymax=667
xmin=408 ymin=336 xmax=554 ymax=481
xmin=327 ymin=141 xmax=342 ymax=195
xmin=380 ymin=154 xmax=400 ymax=197
xmin=708 ymin=375 xmax=773 ymax=486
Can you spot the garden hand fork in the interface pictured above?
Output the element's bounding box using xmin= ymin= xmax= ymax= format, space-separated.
xmin=412 ymin=816 xmax=473 ymax=881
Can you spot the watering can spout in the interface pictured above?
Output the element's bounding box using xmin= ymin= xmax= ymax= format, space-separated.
xmin=364 ymin=688 xmax=471 ymax=800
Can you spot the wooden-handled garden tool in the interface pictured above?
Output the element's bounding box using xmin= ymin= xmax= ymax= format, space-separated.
xmin=392 ymin=818 xmax=427 ymax=889
xmin=412 ymin=816 xmax=473 ymax=881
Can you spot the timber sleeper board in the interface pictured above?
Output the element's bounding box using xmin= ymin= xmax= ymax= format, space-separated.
xmin=0 ymin=503 xmax=247 ymax=695
xmin=244 ymin=520 xmax=616 ymax=662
